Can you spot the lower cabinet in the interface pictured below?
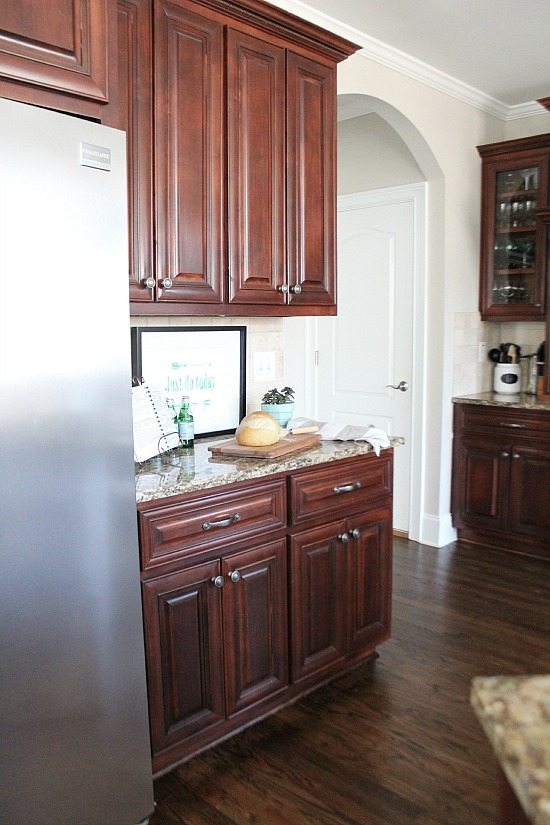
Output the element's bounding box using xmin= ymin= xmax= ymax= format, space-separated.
xmin=452 ymin=402 xmax=550 ymax=559
xmin=142 ymin=537 xmax=288 ymax=772
xmin=289 ymin=506 xmax=392 ymax=684
xmin=138 ymin=451 xmax=393 ymax=774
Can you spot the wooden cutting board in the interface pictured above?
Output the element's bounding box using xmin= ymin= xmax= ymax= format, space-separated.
xmin=209 ymin=433 xmax=321 ymax=459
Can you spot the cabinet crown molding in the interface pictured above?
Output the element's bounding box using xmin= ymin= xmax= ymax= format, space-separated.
xmin=187 ymin=0 xmax=360 ymax=62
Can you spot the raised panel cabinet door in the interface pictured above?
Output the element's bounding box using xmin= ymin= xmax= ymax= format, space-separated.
xmin=286 ymin=52 xmax=336 ymax=306
xmin=509 ymin=446 xmax=550 ymax=542
xmin=0 ymin=0 xmax=109 ymax=103
xmin=115 ymin=0 xmax=154 ymax=302
xmin=347 ymin=506 xmax=393 ymax=655
xmin=456 ymin=436 xmax=511 ymax=533
xmin=154 ymin=0 xmax=224 ymax=304
xmin=141 ymin=560 xmax=225 ymax=758
xmin=222 ymin=538 xmax=288 ymax=716
xmin=289 ymin=520 xmax=348 ymax=683
xmin=227 ymin=28 xmax=286 ymax=305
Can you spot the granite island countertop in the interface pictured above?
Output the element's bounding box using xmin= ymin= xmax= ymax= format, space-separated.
xmin=471 ymin=675 xmax=550 ymax=825
xmin=453 ymin=392 xmax=550 ymax=412
xmin=135 ymin=435 xmax=403 ymax=504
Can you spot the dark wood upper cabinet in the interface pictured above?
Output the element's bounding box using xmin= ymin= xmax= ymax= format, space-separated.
xmin=123 ymin=0 xmax=358 ymax=315
xmin=477 ymin=134 xmax=550 ymax=321
xmin=287 ymin=52 xmax=336 ymax=306
xmin=227 ymin=28 xmax=286 ymax=305
xmin=112 ymin=0 xmax=154 ymax=302
xmin=153 ymin=0 xmax=225 ymax=305
xmin=0 ymin=0 xmax=112 ymax=118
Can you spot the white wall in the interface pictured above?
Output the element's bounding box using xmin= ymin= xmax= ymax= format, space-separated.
xmin=338 ymin=113 xmax=423 ymax=193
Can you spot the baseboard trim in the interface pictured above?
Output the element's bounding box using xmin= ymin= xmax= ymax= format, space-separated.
xmin=420 ymin=513 xmax=457 ymax=548
xmin=393 ymin=529 xmax=409 ymax=540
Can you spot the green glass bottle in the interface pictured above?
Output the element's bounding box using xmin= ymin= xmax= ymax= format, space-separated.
xmin=177 ymin=395 xmax=194 ymax=448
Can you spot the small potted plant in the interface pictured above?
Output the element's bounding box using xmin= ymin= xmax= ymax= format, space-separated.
xmin=260 ymin=386 xmax=295 ymax=427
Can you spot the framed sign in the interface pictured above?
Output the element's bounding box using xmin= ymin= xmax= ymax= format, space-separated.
xmin=131 ymin=326 xmax=246 ymax=437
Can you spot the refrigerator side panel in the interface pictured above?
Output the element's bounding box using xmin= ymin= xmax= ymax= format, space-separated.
xmin=0 ymin=99 xmax=154 ymax=825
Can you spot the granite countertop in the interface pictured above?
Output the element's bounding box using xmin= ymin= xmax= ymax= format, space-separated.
xmin=135 ymin=435 xmax=403 ymax=504
xmin=471 ymin=675 xmax=550 ymax=825
xmin=453 ymin=392 xmax=550 ymax=412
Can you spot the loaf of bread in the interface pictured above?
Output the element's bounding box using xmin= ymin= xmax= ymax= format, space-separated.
xmin=235 ymin=411 xmax=282 ymax=446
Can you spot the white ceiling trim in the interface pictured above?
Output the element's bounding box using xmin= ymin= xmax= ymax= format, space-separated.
xmin=277 ymin=0 xmax=543 ymax=121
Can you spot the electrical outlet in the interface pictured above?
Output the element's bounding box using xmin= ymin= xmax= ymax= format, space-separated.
xmin=478 ymin=341 xmax=489 ymax=362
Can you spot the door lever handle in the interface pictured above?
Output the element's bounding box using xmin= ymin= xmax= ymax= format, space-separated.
xmin=386 ymin=380 xmax=408 ymax=392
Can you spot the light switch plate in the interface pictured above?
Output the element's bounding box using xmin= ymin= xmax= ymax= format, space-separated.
xmin=253 ymin=351 xmax=276 ymax=381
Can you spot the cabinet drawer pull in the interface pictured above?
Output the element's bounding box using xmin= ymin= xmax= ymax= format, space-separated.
xmin=337 ymin=532 xmax=350 ymax=543
xmin=333 ymin=482 xmax=362 ymax=494
xmin=211 ymin=575 xmax=224 ymax=588
xmin=498 ymin=422 xmax=526 ymax=428
xmin=202 ymin=513 xmax=241 ymax=531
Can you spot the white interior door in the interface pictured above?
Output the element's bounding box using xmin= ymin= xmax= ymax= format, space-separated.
xmin=314 ymin=186 xmax=424 ymax=533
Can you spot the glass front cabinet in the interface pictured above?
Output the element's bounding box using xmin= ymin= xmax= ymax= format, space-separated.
xmin=478 ymin=134 xmax=550 ymax=320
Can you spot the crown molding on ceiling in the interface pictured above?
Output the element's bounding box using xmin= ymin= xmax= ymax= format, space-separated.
xmin=275 ymin=0 xmax=543 ymax=121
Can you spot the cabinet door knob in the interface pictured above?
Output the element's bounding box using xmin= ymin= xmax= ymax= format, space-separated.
xmin=202 ymin=513 xmax=241 ymax=531
xmin=229 ymin=570 xmax=241 ymax=583
xmin=501 ymin=452 xmax=510 ymax=458
xmin=512 ymin=453 xmax=520 ymax=459
xmin=350 ymin=528 xmax=361 ymax=539
xmin=337 ymin=532 xmax=350 ymax=543
xmin=333 ymin=481 xmax=361 ymax=494
xmin=161 ymin=277 xmax=173 ymax=289
xmin=277 ymin=284 xmax=289 ymax=294
xmin=144 ymin=276 xmax=155 ymax=289
xmin=211 ymin=575 xmax=224 ymax=588
xmin=289 ymin=284 xmax=302 ymax=294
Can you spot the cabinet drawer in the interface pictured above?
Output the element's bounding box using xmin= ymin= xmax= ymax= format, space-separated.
xmin=139 ymin=479 xmax=286 ymax=571
xmin=458 ymin=404 xmax=550 ymax=439
xmin=289 ymin=453 xmax=392 ymax=527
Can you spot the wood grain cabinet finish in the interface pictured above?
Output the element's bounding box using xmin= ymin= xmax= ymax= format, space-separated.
xmin=286 ymin=52 xmax=336 ymax=307
xmin=153 ymin=0 xmax=225 ymax=305
xmin=452 ymin=403 xmax=550 ymax=559
xmin=123 ymin=0 xmax=358 ymax=314
xmin=289 ymin=506 xmax=392 ymax=684
xmin=138 ymin=450 xmax=392 ymax=773
xmin=142 ymin=539 xmax=288 ymax=772
xmin=142 ymin=559 xmax=226 ymax=757
xmin=227 ymin=28 xmax=286 ymax=305
xmin=477 ymin=134 xmax=550 ymax=321
xmin=112 ymin=0 xmax=154 ymax=302
xmin=0 ymin=0 xmax=112 ymax=118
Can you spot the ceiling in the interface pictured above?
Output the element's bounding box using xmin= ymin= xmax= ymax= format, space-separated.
xmin=282 ymin=0 xmax=550 ymax=107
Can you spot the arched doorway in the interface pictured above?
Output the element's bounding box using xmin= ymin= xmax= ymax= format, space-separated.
xmin=285 ymin=93 xmax=445 ymax=543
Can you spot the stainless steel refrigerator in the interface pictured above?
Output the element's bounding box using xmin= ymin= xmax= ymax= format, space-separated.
xmin=0 ymin=98 xmax=154 ymax=825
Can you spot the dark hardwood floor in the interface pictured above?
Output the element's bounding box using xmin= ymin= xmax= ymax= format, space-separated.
xmin=149 ymin=538 xmax=550 ymax=825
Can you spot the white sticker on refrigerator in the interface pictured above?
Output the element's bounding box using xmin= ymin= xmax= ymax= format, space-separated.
xmin=79 ymin=142 xmax=111 ymax=171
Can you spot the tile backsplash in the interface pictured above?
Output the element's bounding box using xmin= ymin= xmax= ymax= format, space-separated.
xmin=131 ymin=316 xmax=285 ymax=414
xmin=453 ymin=312 xmax=545 ymax=395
